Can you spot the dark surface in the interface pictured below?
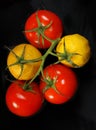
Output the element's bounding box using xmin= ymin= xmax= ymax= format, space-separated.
xmin=0 ymin=0 xmax=96 ymax=129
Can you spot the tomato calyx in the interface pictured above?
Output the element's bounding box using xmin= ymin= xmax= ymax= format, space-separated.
xmin=24 ymin=11 xmax=54 ymax=46
xmin=16 ymin=81 xmax=37 ymax=93
xmin=56 ymin=40 xmax=80 ymax=68
xmin=42 ymin=75 xmax=60 ymax=94
xmin=23 ymin=83 xmax=37 ymax=93
xmin=6 ymin=45 xmax=42 ymax=79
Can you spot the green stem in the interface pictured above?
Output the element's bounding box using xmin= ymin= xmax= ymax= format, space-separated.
xmin=27 ymin=38 xmax=60 ymax=86
xmin=19 ymin=56 xmax=42 ymax=64
xmin=38 ymin=29 xmax=54 ymax=43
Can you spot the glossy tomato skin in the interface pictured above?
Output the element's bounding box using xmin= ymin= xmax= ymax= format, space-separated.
xmin=5 ymin=81 xmax=43 ymax=117
xmin=40 ymin=64 xmax=78 ymax=104
xmin=7 ymin=43 xmax=42 ymax=80
xmin=24 ymin=10 xmax=63 ymax=49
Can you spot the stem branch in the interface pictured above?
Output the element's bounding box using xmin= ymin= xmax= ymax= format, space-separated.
xmin=27 ymin=38 xmax=60 ymax=86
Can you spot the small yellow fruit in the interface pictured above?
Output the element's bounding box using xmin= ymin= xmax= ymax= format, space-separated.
xmin=56 ymin=34 xmax=91 ymax=68
xmin=7 ymin=43 xmax=42 ymax=80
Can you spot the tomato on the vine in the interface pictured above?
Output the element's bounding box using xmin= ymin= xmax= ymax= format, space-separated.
xmin=24 ymin=10 xmax=63 ymax=49
xmin=5 ymin=81 xmax=44 ymax=117
xmin=56 ymin=34 xmax=91 ymax=68
xmin=7 ymin=43 xmax=42 ymax=80
xmin=39 ymin=64 xmax=78 ymax=104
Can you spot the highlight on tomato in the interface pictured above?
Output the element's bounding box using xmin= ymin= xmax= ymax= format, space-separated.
xmin=39 ymin=64 xmax=78 ymax=104
xmin=7 ymin=43 xmax=42 ymax=80
xmin=5 ymin=81 xmax=44 ymax=117
xmin=24 ymin=9 xmax=63 ymax=49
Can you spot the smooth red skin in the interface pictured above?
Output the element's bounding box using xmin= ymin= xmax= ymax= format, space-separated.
xmin=40 ymin=64 xmax=78 ymax=104
xmin=6 ymin=81 xmax=43 ymax=117
xmin=24 ymin=10 xmax=63 ymax=49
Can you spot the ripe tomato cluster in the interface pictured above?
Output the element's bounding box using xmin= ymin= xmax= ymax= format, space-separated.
xmin=5 ymin=9 xmax=91 ymax=117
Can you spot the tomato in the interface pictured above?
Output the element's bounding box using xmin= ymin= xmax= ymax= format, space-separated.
xmin=56 ymin=34 xmax=91 ymax=68
xmin=39 ymin=64 xmax=78 ymax=104
xmin=7 ymin=43 xmax=42 ymax=80
xmin=24 ymin=10 xmax=63 ymax=49
xmin=5 ymin=81 xmax=44 ymax=117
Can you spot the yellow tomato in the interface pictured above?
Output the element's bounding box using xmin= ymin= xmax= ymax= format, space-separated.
xmin=56 ymin=34 xmax=91 ymax=68
xmin=7 ymin=43 xmax=42 ymax=80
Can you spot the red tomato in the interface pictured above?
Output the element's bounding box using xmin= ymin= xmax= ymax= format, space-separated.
xmin=5 ymin=81 xmax=44 ymax=117
xmin=24 ymin=10 xmax=63 ymax=49
xmin=39 ymin=64 xmax=78 ymax=104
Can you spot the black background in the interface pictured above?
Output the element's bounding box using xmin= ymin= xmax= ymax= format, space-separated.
xmin=0 ymin=0 xmax=96 ymax=129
